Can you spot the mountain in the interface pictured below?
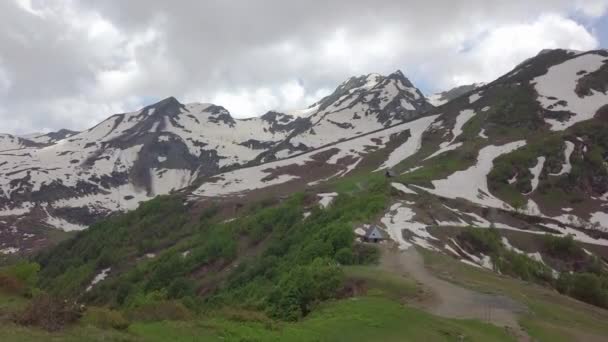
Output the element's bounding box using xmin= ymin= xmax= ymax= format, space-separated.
xmin=3 ymin=48 xmax=608 ymax=341
xmin=186 ymin=48 xmax=608 ymax=259
xmin=0 ymin=71 xmax=432 ymax=253
xmin=426 ymin=82 xmax=485 ymax=107
xmin=264 ymin=71 xmax=434 ymax=160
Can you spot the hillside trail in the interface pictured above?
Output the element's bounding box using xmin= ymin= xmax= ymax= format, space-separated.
xmin=380 ymin=245 xmax=531 ymax=342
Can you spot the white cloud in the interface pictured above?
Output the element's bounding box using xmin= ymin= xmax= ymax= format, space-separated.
xmin=575 ymin=0 xmax=608 ymax=17
xmin=0 ymin=1 xmax=606 ymax=133
xmin=441 ymin=14 xmax=599 ymax=87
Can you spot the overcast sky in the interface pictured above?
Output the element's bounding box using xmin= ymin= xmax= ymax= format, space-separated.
xmin=1 ymin=0 xmax=607 ymax=134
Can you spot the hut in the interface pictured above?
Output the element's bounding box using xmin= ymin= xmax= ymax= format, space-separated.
xmin=355 ymin=225 xmax=388 ymax=243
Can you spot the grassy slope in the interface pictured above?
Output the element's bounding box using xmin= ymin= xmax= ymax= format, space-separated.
xmin=421 ymin=249 xmax=608 ymax=341
xmin=0 ymin=269 xmax=515 ymax=342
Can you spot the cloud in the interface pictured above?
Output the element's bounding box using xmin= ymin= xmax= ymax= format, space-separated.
xmin=0 ymin=0 xmax=606 ymax=134
xmin=440 ymin=14 xmax=599 ymax=87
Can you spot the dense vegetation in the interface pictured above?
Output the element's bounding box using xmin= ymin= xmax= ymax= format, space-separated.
xmin=27 ymin=174 xmax=392 ymax=329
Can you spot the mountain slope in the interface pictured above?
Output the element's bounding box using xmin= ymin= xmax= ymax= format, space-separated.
xmin=0 ymin=71 xmax=433 ymax=253
xmin=426 ymin=83 xmax=484 ymax=107
xmin=4 ymin=48 xmax=608 ymax=341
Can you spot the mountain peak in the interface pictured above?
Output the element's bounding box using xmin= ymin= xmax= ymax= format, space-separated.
xmin=145 ymin=96 xmax=184 ymax=117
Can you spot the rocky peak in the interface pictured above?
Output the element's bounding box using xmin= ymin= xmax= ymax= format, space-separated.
xmin=203 ymin=105 xmax=236 ymax=127
xmin=143 ymin=96 xmax=184 ymax=117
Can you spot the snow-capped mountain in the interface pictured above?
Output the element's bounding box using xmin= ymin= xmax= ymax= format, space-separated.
xmin=2 ymin=49 xmax=608 ymax=257
xmin=0 ymin=71 xmax=433 ymax=253
xmin=192 ymin=48 xmax=608 ymax=259
xmin=268 ymin=71 xmax=433 ymax=159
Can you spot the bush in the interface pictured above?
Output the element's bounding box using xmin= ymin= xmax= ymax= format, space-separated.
xmin=458 ymin=227 xmax=502 ymax=255
xmin=352 ymin=243 xmax=380 ymax=264
xmin=543 ymin=234 xmax=584 ymax=260
xmin=496 ymin=251 xmax=553 ymax=283
xmin=5 ymin=261 xmax=40 ymax=287
xmin=15 ymin=294 xmax=82 ymax=331
xmin=335 ymin=248 xmax=354 ymax=265
xmin=82 ymin=307 xmax=129 ymax=330
xmin=556 ymin=273 xmax=608 ymax=308
xmin=268 ymin=258 xmax=343 ymax=320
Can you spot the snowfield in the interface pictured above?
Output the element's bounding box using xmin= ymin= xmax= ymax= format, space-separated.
xmin=417 ymin=141 xmax=526 ymax=209
xmin=375 ymin=115 xmax=439 ymax=170
xmin=533 ymin=52 xmax=608 ymax=130
xmin=194 ymin=115 xmax=439 ymax=197
xmin=380 ymin=202 xmax=438 ymax=250
xmin=424 ymin=109 xmax=475 ymax=161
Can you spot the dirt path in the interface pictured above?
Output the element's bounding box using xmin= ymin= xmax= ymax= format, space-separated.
xmin=381 ymin=246 xmax=530 ymax=341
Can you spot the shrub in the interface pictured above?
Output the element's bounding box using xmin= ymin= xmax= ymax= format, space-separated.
xmin=543 ymin=234 xmax=584 ymax=260
xmin=556 ymin=273 xmax=608 ymax=308
xmin=335 ymin=248 xmax=354 ymax=265
xmin=458 ymin=227 xmax=502 ymax=255
xmin=5 ymin=261 xmax=40 ymax=287
xmin=352 ymin=243 xmax=380 ymax=264
xmin=15 ymin=294 xmax=82 ymax=331
xmin=268 ymin=258 xmax=343 ymax=320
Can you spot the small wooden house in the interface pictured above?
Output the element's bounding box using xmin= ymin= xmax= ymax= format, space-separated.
xmin=356 ymin=225 xmax=388 ymax=243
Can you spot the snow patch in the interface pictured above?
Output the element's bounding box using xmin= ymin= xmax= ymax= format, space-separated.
xmin=380 ymin=202 xmax=438 ymax=250
xmin=469 ymin=93 xmax=482 ymax=104
xmin=391 ymin=182 xmax=417 ymax=195
xmin=478 ymin=129 xmax=488 ymax=139
xmin=86 ymin=268 xmax=111 ymax=292
xmin=317 ymin=192 xmax=338 ymax=209
xmin=0 ymin=247 xmax=19 ymax=254
xmin=549 ymin=141 xmax=575 ymax=176
xmin=417 ymin=141 xmax=526 ymax=209
xmin=375 ymin=115 xmax=439 ymax=170
xmin=526 ymin=156 xmax=545 ymax=194
xmin=533 ymin=53 xmax=608 ymax=130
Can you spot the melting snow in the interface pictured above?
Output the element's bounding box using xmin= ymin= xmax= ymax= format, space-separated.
xmin=391 ymin=182 xmax=417 ymax=195
xmin=417 ymin=141 xmax=526 ymax=209
xmin=591 ymin=211 xmax=608 ymax=230
xmin=427 ymin=94 xmax=447 ymax=107
xmin=317 ymin=192 xmax=338 ymax=209
xmin=549 ymin=141 xmax=575 ymax=176
xmin=424 ymin=109 xmax=475 ymax=161
xmin=526 ymin=157 xmax=545 ymax=194
xmin=86 ymin=268 xmax=111 ymax=292
xmin=424 ymin=142 xmax=462 ymax=160
xmin=533 ymin=53 xmax=608 ymax=130
xmin=469 ymin=93 xmax=482 ymax=104
xmin=194 ymin=116 xmax=439 ymax=197
xmin=380 ymin=202 xmax=438 ymax=250
xmin=449 ymin=109 xmax=476 ymax=144
xmin=375 ymin=115 xmax=439 ymax=170
xmin=45 ymin=213 xmax=87 ymax=231
xmin=0 ymin=247 xmax=19 ymax=254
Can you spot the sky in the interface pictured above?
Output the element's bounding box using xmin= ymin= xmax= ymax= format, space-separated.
xmin=0 ymin=0 xmax=607 ymax=134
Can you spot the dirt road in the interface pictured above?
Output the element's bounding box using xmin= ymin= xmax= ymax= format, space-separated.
xmin=381 ymin=246 xmax=530 ymax=341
